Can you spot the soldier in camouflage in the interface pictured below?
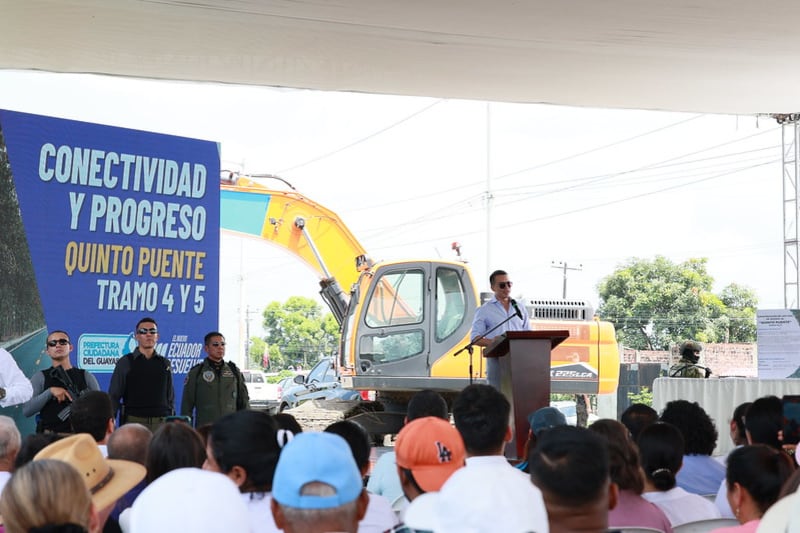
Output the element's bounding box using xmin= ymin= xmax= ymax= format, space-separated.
xmin=669 ymin=340 xmax=710 ymax=378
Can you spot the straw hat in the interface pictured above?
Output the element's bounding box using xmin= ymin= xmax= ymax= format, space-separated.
xmin=34 ymin=433 xmax=146 ymax=511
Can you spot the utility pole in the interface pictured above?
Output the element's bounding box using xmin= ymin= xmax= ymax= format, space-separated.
xmin=551 ymin=261 xmax=582 ymax=298
xmin=552 ymin=259 xmax=586 ymax=424
xmin=244 ymin=305 xmax=261 ymax=369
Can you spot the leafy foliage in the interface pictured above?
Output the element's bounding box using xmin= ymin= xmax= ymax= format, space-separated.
xmin=248 ymin=336 xmax=266 ymax=369
xmin=597 ymin=256 xmax=756 ymax=349
xmin=627 ymin=386 xmax=653 ymax=407
xmin=261 ymin=296 xmax=339 ymax=369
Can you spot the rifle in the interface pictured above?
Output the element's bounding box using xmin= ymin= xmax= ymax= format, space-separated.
xmin=51 ymin=366 xmax=84 ymax=421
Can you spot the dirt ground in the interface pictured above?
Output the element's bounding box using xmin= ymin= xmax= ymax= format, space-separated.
xmin=282 ymin=399 xmax=354 ymax=432
xmin=283 ymin=400 xmax=396 ymax=447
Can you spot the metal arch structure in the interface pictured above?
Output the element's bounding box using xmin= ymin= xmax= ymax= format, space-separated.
xmin=781 ymin=116 xmax=800 ymax=308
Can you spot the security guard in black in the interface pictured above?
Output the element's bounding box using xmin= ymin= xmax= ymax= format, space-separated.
xmin=108 ymin=318 xmax=174 ymax=432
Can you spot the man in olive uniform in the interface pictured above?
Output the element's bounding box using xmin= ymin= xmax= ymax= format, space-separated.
xmin=669 ymin=340 xmax=710 ymax=378
xmin=181 ymin=331 xmax=249 ymax=427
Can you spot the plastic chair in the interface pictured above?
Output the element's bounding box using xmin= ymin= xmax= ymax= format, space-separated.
xmin=673 ymin=518 xmax=740 ymax=533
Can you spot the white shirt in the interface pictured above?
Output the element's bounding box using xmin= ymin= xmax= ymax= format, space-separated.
xmin=0 ymin=471 xmax=11 ymax=494
xmin=715 ymin=477 xmax=735 ymax=518
xmin=360 ymin=493 xmax=399 ymax=533
xmin=642 ymin=486 xmax=722 ymax=527
xmin=0 ymin=348 xmax=32 ymax=407
xmin=242 ymin=492 xmax=281 ymax=533
xmin=405 ymin=455 xmax=549 ymax=533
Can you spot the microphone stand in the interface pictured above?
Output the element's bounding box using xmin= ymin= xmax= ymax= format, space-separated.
xmin=453 ymin=309 xmax=523 ymax=385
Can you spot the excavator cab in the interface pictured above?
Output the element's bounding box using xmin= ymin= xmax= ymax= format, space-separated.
xmin=340 ymin=260 xmax=479 ymax=393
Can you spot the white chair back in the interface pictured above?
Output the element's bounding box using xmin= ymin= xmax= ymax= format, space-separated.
xmin=673 ymin=518 xmax=740 ymax=532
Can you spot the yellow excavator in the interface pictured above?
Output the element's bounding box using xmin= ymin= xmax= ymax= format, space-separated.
xmin=220 ymin=175 xmax=619 ymax=431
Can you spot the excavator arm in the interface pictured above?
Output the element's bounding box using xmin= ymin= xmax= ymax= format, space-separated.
xmin=220 ymin=176 xmax=372 ymax=322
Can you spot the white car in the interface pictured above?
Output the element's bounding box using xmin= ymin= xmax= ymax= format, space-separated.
xmin=242 ymin=370 xmax=279 ymax=412
xmin=551 ymin=400 xmax=599 ymax=426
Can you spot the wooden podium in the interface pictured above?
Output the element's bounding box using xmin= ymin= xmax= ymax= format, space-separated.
xmin=485 ymin=330 xmax=569 ymax=460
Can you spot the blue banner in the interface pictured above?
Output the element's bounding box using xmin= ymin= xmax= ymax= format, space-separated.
xmin=0 ymin=110 xmax=220 ymax=426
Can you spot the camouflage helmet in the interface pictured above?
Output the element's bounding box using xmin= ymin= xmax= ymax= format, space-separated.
xmin=680 ymin=340 xmax=702 ymax=362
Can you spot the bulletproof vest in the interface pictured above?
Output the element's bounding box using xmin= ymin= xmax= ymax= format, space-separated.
xmin=124 ymin=354 xmax=171 ymax=417
xmin=39 ymin=367 xmax=89 ymax=433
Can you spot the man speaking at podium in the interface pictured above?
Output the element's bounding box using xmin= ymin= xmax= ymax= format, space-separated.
xmin=470 ymin=270 xmax=530 ymax=389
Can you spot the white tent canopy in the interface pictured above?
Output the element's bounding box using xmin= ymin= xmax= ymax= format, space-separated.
xmin=2 ymin=1 xmax=800 ymax=114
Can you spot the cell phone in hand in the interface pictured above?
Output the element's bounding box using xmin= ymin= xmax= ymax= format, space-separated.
xmin=782 ymin=395 xmax=800 ymax=445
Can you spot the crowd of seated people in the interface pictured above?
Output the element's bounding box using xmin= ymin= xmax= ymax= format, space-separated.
xmin=3 ymin=388 xmax=800 ymax=533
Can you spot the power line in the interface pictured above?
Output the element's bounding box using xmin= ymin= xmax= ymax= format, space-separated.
xmin=364 ymin=157 xmax=778 ymax=250
xmin=492 ymin=114 xmax=708 ymax=181
xmin=494 ymin=159 xmax=777 ymax=227
xmin=275 ymin=99 xmax=444 ymax=173
xmin=356 ymin=128 xmax=781 ymax=242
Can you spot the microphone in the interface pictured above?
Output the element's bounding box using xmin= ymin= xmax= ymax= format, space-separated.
xmin=510 ymin=298 xmax=523 ymax=321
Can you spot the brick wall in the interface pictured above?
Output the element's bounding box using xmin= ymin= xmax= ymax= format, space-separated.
xmin=621 ymin=343 xmax=757 ymax=377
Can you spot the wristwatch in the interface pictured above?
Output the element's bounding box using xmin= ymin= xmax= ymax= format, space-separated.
xmin=0 ymin=388 xmax=6 ymax=400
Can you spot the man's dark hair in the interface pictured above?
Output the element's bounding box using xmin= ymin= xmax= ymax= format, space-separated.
xmin=529 ymin=425 xmax=609 ymax=506
xmin=744 ymin=395 xmax=782 ymax=450
xmin=204 ymin=331 xmax=224 ymax=345
xmin=659 ymin=399 xmax=717 ymax=455
xmin=146 ymin=422 xmax=206 ymax=484
xmin=619 ymin=403 xmax=658 ymax=442
xmin=638 ymin=422 xmax=684 ymax=491
xmin=489 ymin=270 xmax=507 ymax=286
xmin=325 ymin=420 xmax=371 ymax=473
xmin=46 ymin=330 xmax=70 ymax=344
xmin=407 ymin=390 xmax=448 ymax=421
xmin=136 ymin=317 xmax=158 ymax=329
xmin=210 ymin=410 xmax=281 ymax=492
xmin=70 ymin=391 xmax=113 ymax=442
xmin=452 ymin=384 xmax=509 ymax=455
xmin=14 ymin=433 xmax=65 ymax=469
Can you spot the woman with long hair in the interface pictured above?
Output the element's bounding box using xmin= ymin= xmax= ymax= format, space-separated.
xmin=713 ymin=444 xmax=794 ymax=532
xmin=0 ymin=459 xmax=100 ymax=533
xmin=204 ymin=410 xmax=283 ymax=533
xmin=588 ymin=419 xmax=673 ymax=532
xmin=638 ymin=421 xmax=721 ymax=527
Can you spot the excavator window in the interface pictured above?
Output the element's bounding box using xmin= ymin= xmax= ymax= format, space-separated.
xmin=364 ymin=270 xmax=424 ymax=328
xmin=359 ymin=268 xmax=425 ymax=364
xmin=436 ymin=267 xmax=466 ymax=341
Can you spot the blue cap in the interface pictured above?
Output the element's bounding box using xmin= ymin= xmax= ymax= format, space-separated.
xmin=272 ymin=432 xmax=363 ymax=509
xmin=528 ymin=406 xmax=567 ymax=437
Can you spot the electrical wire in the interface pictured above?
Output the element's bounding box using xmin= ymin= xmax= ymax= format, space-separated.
xmin=274 ymin=99 xmax=444 ymax=173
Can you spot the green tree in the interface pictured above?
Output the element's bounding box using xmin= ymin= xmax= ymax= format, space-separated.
xmin=716 ymin=283 xmax=757 ymax=343
xmin=262 ymin=296 xmax=339 ymax=369
xmin=248 ymin=336 xmax=266 ymax=369
xmin=597 ymin=256 xmax=755 ymax=349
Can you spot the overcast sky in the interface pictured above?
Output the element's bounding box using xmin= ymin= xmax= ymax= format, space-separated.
xmin=0 ymin=70 xmax=785 ymax=360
